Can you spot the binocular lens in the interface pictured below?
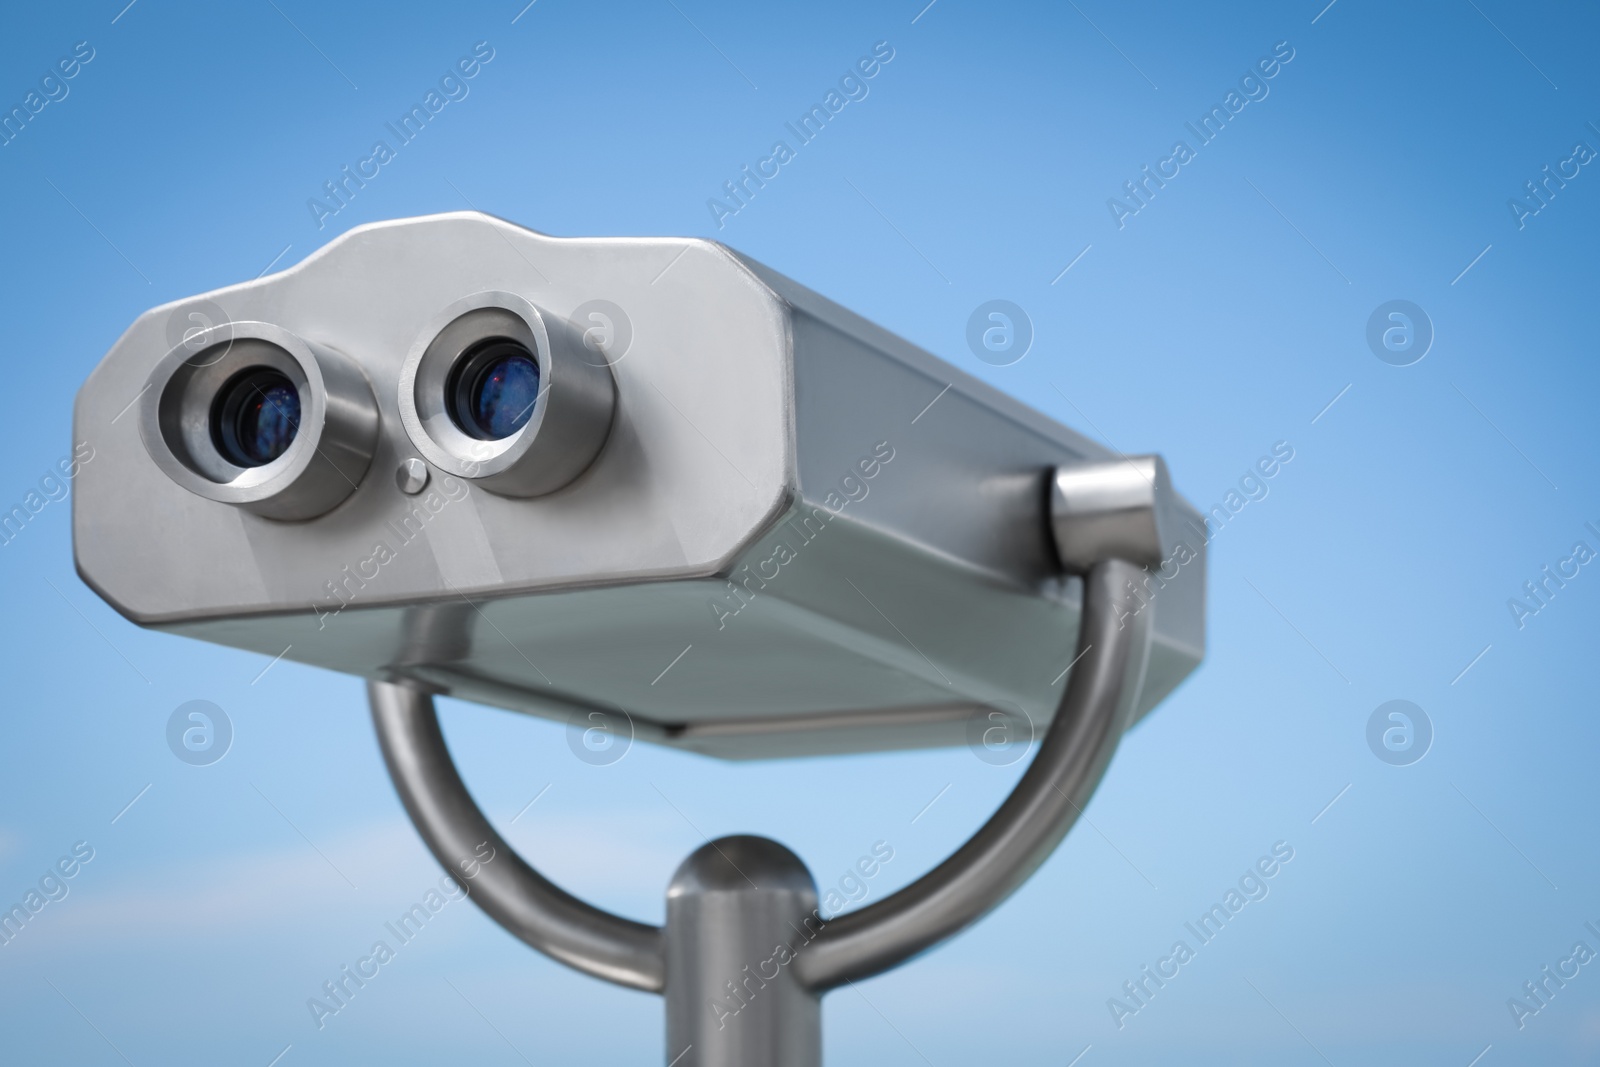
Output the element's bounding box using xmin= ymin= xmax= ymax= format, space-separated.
xmin=212 ymin=369 xmax=301 ymax=467
xmin=450 ymin=340 xmax=540 ymax=440
xmin=397 ymin=296 xmax=613 ymax=497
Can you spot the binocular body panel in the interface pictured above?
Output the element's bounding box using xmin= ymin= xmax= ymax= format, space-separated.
xmin=74 ymin=213 xmax=1205 ymax=757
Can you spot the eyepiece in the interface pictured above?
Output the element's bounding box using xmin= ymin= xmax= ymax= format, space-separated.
xmin=447 ymin=339 xmax=540 ymax=441
xmin=140 ymin=322 xmax=377 ymax=520
xmin=398 ymin=292 xmax=616 ymax=498
xmin=212 ymin=368 xmax=302 ymax=466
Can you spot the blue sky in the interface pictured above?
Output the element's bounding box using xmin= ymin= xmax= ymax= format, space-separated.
xmin=2 ymin=1 xmax=1599 ymax=1064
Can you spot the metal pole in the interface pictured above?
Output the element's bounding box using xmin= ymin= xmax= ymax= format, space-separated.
xmin=665 ymin=836 xmax=822 ymax=1067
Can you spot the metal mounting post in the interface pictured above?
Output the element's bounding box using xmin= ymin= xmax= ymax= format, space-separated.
xmin=369 ymin=458 xmax=1168 ymax=1066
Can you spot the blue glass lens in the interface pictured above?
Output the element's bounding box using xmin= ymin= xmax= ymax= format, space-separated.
xmin=467 ymin=350 xmax=539 ymax=439
xmin=238 ymin=382 xmax=300 ymax=464
xmin=215 ymin=370 xmax=300 ymax=467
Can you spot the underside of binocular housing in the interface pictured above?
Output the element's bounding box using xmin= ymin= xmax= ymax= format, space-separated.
xmin=73 ymin=212 xmax=1206 ymax=758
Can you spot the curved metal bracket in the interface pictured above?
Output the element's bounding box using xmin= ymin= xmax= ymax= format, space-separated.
xmin=369 ymin=681 xmax=665 ymax=991
xmin=795 ymin=556 xmax=1141 ymax=990
xmin=367 ymin=456 xmax=1168 ymax=1065
xmin=367 ymin=555 xmax=1142 ymax=994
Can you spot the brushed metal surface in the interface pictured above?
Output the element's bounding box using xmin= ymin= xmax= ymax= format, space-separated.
xmin=665 ymin=837 xmax=821 ymax=1067
xmin=74 ymin=212 xmax=1206 ymax=757
xmin=1050 ymin=455 xmax=1174 ymax=572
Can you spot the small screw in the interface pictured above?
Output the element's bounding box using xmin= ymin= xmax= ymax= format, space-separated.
xmin=396 ymin=458 xmax=430 ymax=495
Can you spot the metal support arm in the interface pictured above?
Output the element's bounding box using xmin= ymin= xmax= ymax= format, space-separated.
xmin=367 ymin=557 xmax=1140 ymax=996
xmin=794 ymin=556 xmax=1139 ymax=990
xmin=368 ymin=454 xmax=1165 ymax=1065
xmin=369 ymin=680 xmax=666 ymax=992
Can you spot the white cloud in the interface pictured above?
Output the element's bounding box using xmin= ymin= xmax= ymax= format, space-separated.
xmin=14 ymin=808 xmax=689 ymax=956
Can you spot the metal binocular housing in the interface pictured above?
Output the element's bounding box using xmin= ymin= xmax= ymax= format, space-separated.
xmin=75 ymin=211 xmax=1204 ymax=759
xmin=73 ymin=212 xmax=1207 ymax=1066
